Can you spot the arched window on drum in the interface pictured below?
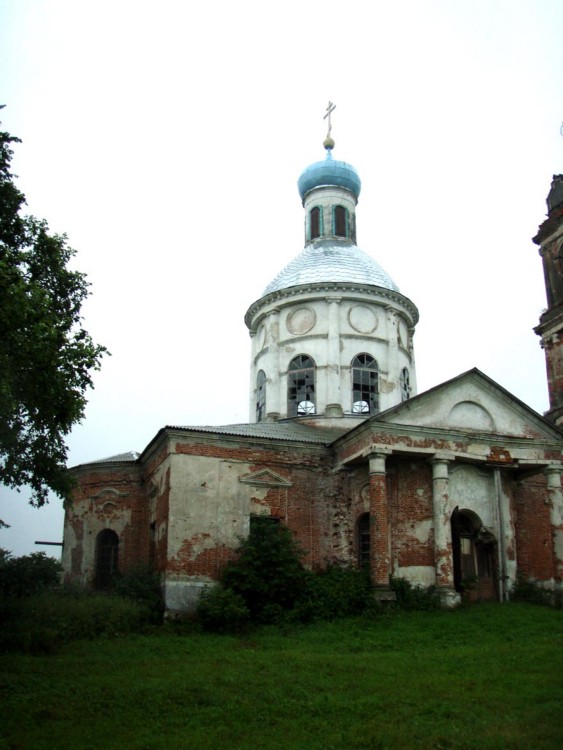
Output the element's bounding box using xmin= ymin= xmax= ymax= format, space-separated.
xmin=287 ymin=355 xmax=316 ymax=417
xmin=351 ymin=354 xmax=379 ymax=414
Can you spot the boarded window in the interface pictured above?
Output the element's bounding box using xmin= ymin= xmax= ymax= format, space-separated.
xmin=288 ymin=355 xmax=316 ymax=417
xmin=357 ymin=513 xmax=371 ymax=569
xmin=334 ymin=205 xmax=347 ymax=237
xmin=310 ymin=207 xmax=321 ymax=239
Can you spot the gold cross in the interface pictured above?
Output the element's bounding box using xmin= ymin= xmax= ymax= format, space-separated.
xmin=324 ymin=101 xmax=336 ymax=138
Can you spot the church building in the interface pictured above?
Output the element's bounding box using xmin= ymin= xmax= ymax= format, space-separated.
xmin=62 ymin=118 xmax=563 ymax=613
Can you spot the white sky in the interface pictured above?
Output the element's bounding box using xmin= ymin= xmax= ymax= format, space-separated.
xmin=1 ymin=0 xmax=562 ymax=557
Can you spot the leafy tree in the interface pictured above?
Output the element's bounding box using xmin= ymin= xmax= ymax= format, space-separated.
xmin=0 ymin=108 xmax=107 ymax=506
xmin=0 ymin=547 xmax=62 ymax=598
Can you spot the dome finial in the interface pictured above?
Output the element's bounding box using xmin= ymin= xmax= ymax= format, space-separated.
xmin=323 ymin=101 xmax=336 ymax=154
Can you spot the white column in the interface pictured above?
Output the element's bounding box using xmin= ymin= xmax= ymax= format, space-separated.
xmin=546 ymin=464 xmax=563 ymax=599
xmin=267 ymin=308 xmax=281 ymax=420
xmin=431 ymin=457 xmax=460 ymax=607
xmin=325 ymin=296 xmax=342 ymax=416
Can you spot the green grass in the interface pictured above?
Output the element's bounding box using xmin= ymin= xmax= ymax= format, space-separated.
xmin=1 ymin=603 xmax=561 ymax=749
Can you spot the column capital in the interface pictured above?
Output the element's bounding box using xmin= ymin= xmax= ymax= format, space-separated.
xmin=430 ymin=456 xmax=449 ymax=465
xmin=545 ymin=464 xmax=562 ymax=490
xmin=368 ymin=453 xmax=387 ymax=475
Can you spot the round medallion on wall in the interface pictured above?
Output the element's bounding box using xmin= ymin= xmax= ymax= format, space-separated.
xmin=286 ymin=307 xmax=316 ymax=335
xmin=398 ymin=319 xmax=409 ymax=348
xmin=348 ymin=305 xmax=378 ymax=334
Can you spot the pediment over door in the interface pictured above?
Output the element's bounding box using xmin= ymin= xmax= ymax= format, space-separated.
xmin=238 ymin=469 xmax=293 ymax=488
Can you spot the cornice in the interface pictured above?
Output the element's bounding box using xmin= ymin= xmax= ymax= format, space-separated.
xmin=245 ymin=281 xmax=419 ymax=331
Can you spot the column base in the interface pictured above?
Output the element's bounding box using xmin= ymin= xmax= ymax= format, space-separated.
xmin=436 ymin=587 xmax=461 ymax=609
xmin=325 ymin=403 xmax=344 ymax=418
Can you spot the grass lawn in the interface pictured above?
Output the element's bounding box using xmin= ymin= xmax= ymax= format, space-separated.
xmin=1 ymin=602 xmax=561 ymax=750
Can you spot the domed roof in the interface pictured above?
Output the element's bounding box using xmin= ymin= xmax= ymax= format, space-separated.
xmin=297 ymin=154 xmax=361 ymax=201
xmin=263 ymin=239 xmax=399 ymax=295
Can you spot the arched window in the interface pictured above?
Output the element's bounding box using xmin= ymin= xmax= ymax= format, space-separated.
xmin=310 ymin=206 xmax=321 ymax=240
xmin=333 ymin=205 xmax=347 ymax=237
xmin=288 ymin=355 xmax=316 ymax=417
xmin=357 ymin=513 xmax=371 ymax=570
xmin=400 ymin=368 xmax=410 ymax=401
xmin=256 ymin=370 xmax=266 ymax=422
xmin=351 ymin=354 xmax=379 ymax=414
xmin=94 ymin=529 xmax=119 ymax=589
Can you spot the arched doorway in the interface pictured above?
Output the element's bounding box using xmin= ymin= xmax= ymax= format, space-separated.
xmin=94 ymin=529 xmax=119 ymax=589
xmin=451 ymin=508 xmax=497 ymax=601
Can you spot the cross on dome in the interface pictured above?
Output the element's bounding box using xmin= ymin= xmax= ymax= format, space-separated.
xmin=323 ymin=101 xmax=336 ymax=152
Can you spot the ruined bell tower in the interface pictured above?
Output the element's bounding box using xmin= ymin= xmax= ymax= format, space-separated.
xmin=534 ymin=174 xmax=563 ymax=427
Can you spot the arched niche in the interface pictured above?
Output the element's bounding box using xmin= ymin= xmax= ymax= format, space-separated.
xmin=447 ymin=401 xmax=495 ymax=431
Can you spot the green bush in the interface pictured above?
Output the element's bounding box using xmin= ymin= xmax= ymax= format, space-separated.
xmin=220 ymin=519 xmax=309 ymax=624
xmin=390 ymin=577 xmax=439 ymax=611
xmin=0 ymin=588 xmax=154 ymax=653
xmin=197 ymin=586 xmax=250 ymax=633
xmin=112 ymin=566 xmax=163 ymax=621
xmin=511 ymin=577 xmax=553 ymax=606
xmin=0 ymin=548 xmax=62 ymax=598
xmin=298 ymin=565 xmax=373 ymax=621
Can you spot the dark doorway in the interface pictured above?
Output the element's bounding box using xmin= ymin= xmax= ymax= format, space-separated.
xmin=451 ymin=508 xmax=497 ymax=601
xmin=94 ymin=529 xmax=119 ymax=589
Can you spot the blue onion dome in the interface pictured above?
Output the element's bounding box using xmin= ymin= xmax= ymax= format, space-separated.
xmin=298 ymin=149 xmax=361 ymax=202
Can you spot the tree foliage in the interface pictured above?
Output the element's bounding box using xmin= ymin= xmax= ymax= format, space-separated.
xmin=0 ymin=109 xmax=107 ymax=505
xmin=0 ymin=547 xmax=62 ymax=598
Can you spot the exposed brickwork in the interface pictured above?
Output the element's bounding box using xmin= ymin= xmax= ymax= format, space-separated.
xmin=64 ymin=419 xmax=562 ymax=610
xmin=369 ymin=467 xmax=389 ymax=586
xmin=168 ymin=537 xmax=237 ymax=577
xmin=389 ymin=459 xmax=435 ymax=569
xmin=514 ymin=475 xmax=554 ymax=583
xmin=63 ymin=462 xmax=147 ymax=586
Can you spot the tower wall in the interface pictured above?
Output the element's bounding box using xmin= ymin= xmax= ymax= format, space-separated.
xmin=247 ymin=285 xmax=417 ymax=421
xmin=534 ymin=175 xmax=563 ymax=427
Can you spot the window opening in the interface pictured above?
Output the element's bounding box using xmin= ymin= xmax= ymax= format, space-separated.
xmin=400 ymin=368 xmax=410 ymax=401
xmin=310 ymin=206 xmax=321 ymax=239
xmin=94 ymin=529 xmax=119 ymax=589
xmin=351 ymin=354 xmax=379 ymax=414
xmin=288 ymin=355 xmax=316 ymax=417
xmin=357 ymin=513 xmax=371 ymax=569
xmin=250 ymin=515 xmax=281 ymax=530
xmin=334 ymin=205 xmax=347 ymax=237
xmin=256 ymin=370 xmax=266 ymax=422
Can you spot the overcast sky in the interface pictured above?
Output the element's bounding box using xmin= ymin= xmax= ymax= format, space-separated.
xmin=1 ymin=0 xmax=562 ymax=557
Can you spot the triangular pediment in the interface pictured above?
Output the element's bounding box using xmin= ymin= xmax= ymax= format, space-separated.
xmin=238 ymin=469 xmax=293 ymax=488
xmin=373 ymin=369 xmax=562 ymax=441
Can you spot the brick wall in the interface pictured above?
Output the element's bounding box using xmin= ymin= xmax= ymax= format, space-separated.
xmin=514 ymin=474 xmax=554 ymax=583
